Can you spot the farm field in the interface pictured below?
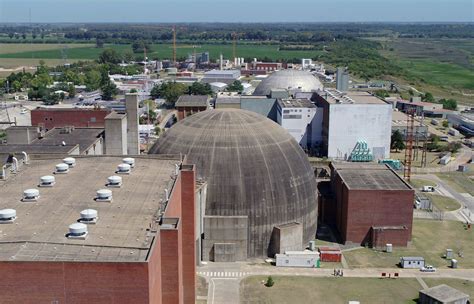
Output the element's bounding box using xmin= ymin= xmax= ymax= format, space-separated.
xmin=240 ymin=276 xmax=422 ymax=304
xmin=0 ymin=43 xmax=92 ymax=55
xmin=0 ymin=43 xmax=322 ymax=62
xmin=343 ymin=219 xmax=474 ymax=269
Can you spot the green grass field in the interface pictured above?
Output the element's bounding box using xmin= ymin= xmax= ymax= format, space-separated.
xmin=343 ymin=219 xmax=474 ymax=269
xmin=436 ymin=172 xmax=474 ymax=196
xmin=0 ymin=43 xmax=92 ymax=55
xmin=424 ymin=278 xmax=474 ymax=297
xmin=409 ymin=178 xmax=437 ymax=190
xmin=0 ymin=43 xmax=322 ymax=62
xmin=426 ymin=194 xmax=461 ymax=211
xmin=240 ymin=276 xmax=422 ymax=304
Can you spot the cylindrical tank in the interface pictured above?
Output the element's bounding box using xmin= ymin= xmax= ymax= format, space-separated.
xmin=55 ymin=163 xmax=69 ymax=173
xmin=451 ymin=259 xmax=458 ymax=268
xmin=80 ymin=209 xmax=98 ymax=221
xmin=63 ymin=157 xmax=76 ymax=167
xmin=96 ymin=189 xmax=112 ymax=200
xmin=122 ymin=157 xmax=135 ymax=168
xmin=40 ymin=175 xmax=55 ymax=186
xmin=69 ymin=223 xmax=88 ymax=236
xmin=0 ymin=209 xmax=16 ymax=220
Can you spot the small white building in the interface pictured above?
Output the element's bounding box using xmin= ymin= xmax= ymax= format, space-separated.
xmin=276 ymin=251 xmax=320 ymax=268
xmin=277 ymin=99 xmax=317 ymax=149
xmin=400 ymin=256 xmax=425 ymax=269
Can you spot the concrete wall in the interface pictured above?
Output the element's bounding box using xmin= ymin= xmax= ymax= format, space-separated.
xmin=327 ymin=103 xmax=392 ymax=160
xmin=277 ymin=105 xmax=316 ymax=149
xmin=105 ymin=114 xmax=127 ymax=155
xmin=269 ymin=223 xmax=303 ymax=257
xmin=83 ymin=138 xmax=104 ymax=155
xmin=6 ymin=127 xmax=38 ymax=144
xmin=125 ymin=94 xmax=140 ymax=155
xmin=240 ymin=97 xmax=277 ymax=120
xmin=202 ymin=216 xmax=248 ymax=261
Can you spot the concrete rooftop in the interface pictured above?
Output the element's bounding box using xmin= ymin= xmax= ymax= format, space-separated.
xmin=321 ymin=89 xmax=387 ymax=105
xmin=333 ymin=162 xmax=412 ymax=191
xmin=0 ymin=155 xmax=181 ymax=262
xmin=278 ymin=98 xmax=315 ymax=108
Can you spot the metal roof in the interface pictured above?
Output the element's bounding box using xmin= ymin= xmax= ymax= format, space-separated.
xmin=332 ymin=162 xmax=412 ymax=191
xmin=0 ymin=156 xmax=180 ymax=262
xmin=175 ymin=95 xmax=209 ymax=107
xmin=420 ymin=284 xmax=469 ymax=302
xmin=30 ymin=127 xmax=104 ymax=154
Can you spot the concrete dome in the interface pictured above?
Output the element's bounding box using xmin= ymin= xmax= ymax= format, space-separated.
xmin=150 ymin=109 xmax=318 ymax=258
xmin=253 ymin=69 xmax=323 ymax=96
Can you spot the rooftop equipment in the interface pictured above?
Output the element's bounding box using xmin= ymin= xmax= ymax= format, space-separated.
xmin=116 ymin=163 xmax=131 ymax=174
xmin=39 ymin=175 xmax=55 ymax=187
xmin=95 ymin=189 xmax=112 ymax=202
xmin=63 ymin=157 xmax=76 ymax=168
xmin=122 ymin=157 xmax=135 ymax=168
xmin=55 ymin=163 xmax=69 ymax=174
xmin=22 ymin=189 xmax=40 ymax=202
xmin=79 ymin=209 xmax=98 ymax=224
xmin=107 ymin=175 xmax=122 ymax=188
xmin=67 ymin=223 xmax=88 ymax=239
xmin=0 ymin=209 xmax=17 ymax=223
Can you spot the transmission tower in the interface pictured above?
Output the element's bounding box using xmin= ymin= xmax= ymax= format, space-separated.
xmin=404 ymin=110 xmax=415 ymax=181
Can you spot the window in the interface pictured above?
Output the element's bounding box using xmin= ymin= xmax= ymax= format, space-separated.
xmin=90 ymin=117 xmax=96 ymax=123
xmin=283 ymin=110 xmax=290 ymax=114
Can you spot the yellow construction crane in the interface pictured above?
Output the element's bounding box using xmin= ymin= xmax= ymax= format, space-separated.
xmin=172 ymin=26 xmax=177 ymax=66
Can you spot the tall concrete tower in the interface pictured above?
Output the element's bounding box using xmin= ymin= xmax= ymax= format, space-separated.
xmin=104 ymin=112 xmax=128 ymax=155
xmin=125 ymin=93 xmax=140 ymax=155
xmin=336 ymin=67 xmax=349 ymax=92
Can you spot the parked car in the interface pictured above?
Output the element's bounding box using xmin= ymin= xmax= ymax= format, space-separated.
xmin=422 ymin=186 xmax=435 ymax=192
xmin=420 ymin=265 xmax=436 ymax=272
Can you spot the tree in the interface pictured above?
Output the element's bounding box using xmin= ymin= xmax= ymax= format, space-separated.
xmin=374 ymin=90 xmax=389 ymax=99
xmin=68 ymin=84 xmax=76 ymax=98
xmin=8 ymin=32 xmax=14 ymax=39
xmin=442 ymin=120 xmax=449 ymax=128
xmin=98 ymin=48 xmax=122 ymax=64
xmin=265 ymin=276 xmax=274 ymax=287
xmin=421 ymin=92 xmax=434 ymax=103
xmin=150 ymin=84 xmax=161 ymax=99
xmin=85 ymin=70 xmax=101 ymax=91
xmin=427 ymin=134 xmax=441 ymax=151
xmin=21 ymin=33 xmax=27 ymax=40
xmin=154 ymin=126 xmax=162 ymax=136
xmin=132 ymin=40 xmax=151 ymax=54
xmin=439 ymin=98 xmax=457 ymax=110
xmin=390 ymin=130 xmax=405 ymax=152
xmin=130 ymin=88 xmax=138 ymax=93
xmin=226 ymin=80 xmax=244 ymax=93
xmin=123 ymin=50 xmax=135 ymax=63
xmin=153 ymin=82 xmax=187 ymax=107
xmin=100 ymin=81 xmax=118 ymax=101
xmin=96 ymin=38 xmax=105 ymax=48
xmin=187 ymin=82 xmax=212 ymax=95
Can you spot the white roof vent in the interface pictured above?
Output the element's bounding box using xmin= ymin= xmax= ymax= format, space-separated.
xmin=22 ymin=189 xmax=40 ymax=202
xmin=0 ymin=209 xmax=17 ymax=223
xmin=67 ymin=223 xmax=88 ymax=239
xmin=116 ymin=163 xmax=131 ymax=174
xmin=122 ymin=157 xmax=135 ymax=168
xmin=63 ymin=157 xmax=76 ymax=168
xmin=39 ymin=175 xmax=55 ymax=187
xmin=55 ymin=163 xmax=69 ymax=174
xmin=95 ymin=189 xmax=112 ymax=202
xmin=79 ymin=209 xmax=98 ymax=224
xmin=107 ymin=175 xmax=122 ymax=188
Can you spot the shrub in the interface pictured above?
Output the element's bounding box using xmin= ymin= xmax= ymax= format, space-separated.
xmin=265 ymin=276 xmax=274 ymax=287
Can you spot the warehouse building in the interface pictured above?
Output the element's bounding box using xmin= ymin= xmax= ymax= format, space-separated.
xmin=31 ymin=107 xmax=110 ymax=130
xmin=202 ymin=69 xmax=241 ymax=84
xmin=314 ymin=89 xmax=392 ymax=160
xmin=0 ymin=155 xmax=197 ymax=304
xmin=150 ymin=109 xmax=318 ymax=259
xmin=321 ymin=162 xmax=414 ymax=247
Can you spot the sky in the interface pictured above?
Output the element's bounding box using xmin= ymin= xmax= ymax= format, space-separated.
xmin=0 ymin=0 xmax=472 ymax=23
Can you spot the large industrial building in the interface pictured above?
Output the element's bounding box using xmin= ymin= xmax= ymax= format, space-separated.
xmin=150 ymin=109 xmax=319 ymax=260
xmin=320 ymin=163 xmax=414 ymax=247
xmin=31 ymin=107 xmax=110 ymax=130
xmin=314 ymin=89 xmax=392 ymax=160
xmin=0 ymin=155 xmax=196 ymax=303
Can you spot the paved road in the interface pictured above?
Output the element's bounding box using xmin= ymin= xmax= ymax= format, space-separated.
xmin=158 ymin=110 xmax=177 ymax=129
xmin=413 ymin=174 xmax=474 ymax=223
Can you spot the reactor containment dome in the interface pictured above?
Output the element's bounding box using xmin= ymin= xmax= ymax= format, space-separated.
xmin=253 ymin=69 xmax=323 ymax=96
xmin=150 ymin=109 xmax=318 ymax=258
